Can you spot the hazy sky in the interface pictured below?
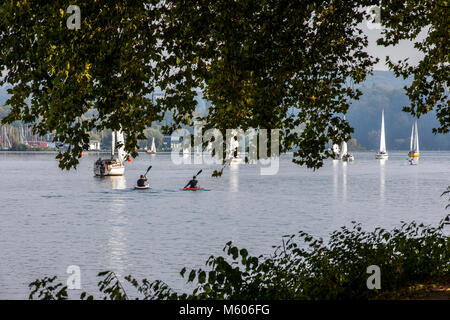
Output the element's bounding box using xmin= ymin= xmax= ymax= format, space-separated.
xmin=362 ymin=23 xmax=426 ymax=71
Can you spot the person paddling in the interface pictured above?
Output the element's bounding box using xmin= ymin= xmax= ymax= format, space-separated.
xmin=136 ymin=166 xmax=152 ymax=188
xmin=184 ymin=176 xmax=198 ymax=189
xmin=137 ymin=174 xmax=148 ymax=187
xmin=184 ymin=170 xmax=202 ymax=189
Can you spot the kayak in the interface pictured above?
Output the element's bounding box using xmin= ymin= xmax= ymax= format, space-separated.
xmin=134 ymin=185 xmax=150 ymax=190
xmin=184 ymin=186 xmax=200 ymax=191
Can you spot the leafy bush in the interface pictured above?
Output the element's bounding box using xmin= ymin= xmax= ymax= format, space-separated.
xmin=29 ymin=214 xmax=450 ymax=300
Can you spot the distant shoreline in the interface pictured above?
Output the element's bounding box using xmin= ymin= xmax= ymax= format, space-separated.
xmin=1 ymin=150 xmax=450 ymax=154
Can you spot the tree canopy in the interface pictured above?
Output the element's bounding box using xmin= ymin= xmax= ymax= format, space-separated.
xmin=0 ymin=1 xmax=162 ymax=168
xmin=377 ymin=0 xmax=449 ymax=134
xmin=0 ymin=0 xmax=447 ymax=170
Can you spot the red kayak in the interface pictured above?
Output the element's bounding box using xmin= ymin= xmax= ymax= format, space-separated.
xmin=184 ymin=186 xmax=200 ymax=191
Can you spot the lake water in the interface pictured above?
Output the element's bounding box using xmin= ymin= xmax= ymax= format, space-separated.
xmin=0 ymin=151 xmax=449 ymax=299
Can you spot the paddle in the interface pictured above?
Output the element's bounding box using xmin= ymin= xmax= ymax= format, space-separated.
xmin=143 ymin=165 xmax=152 ymax=177
xmin=184 ymin=169 xmax=202 ymax=189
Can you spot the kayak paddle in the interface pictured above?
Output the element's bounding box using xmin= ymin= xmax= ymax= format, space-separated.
xmin=195 ymin=169 xmax=202 ymax=177
xmin=144 ymin=165 xmax=152 ymax=177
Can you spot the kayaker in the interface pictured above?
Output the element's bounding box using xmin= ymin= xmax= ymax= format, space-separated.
xmin=137 ymin=175 xmax=148 ymax=187
xmin=184 ymin=176 xmax=198 ymax=189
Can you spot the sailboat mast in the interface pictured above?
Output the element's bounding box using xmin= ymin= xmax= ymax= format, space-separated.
xmin=111 ymin=131 xmax=115 ymax=158
xmin=117 ymin=131 xmax=125 ymax=163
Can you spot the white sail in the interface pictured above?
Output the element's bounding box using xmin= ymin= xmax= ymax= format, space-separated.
xmin=409 ymin=122 xmax=414 ymax=152
xmin=339 ymin=140 xmax=347 ymax=159
xmin=414 ymin=120 xmax=419 ymax=154
xmin=379 ymin=109 xmax=386 ymax=153
xmin=332 ymin=144 xmax=340 ymax=154
xmin=151 ymin=137 xmax=156 ymax=153
xmin=116 ymin=131 xmax=126 ymax=163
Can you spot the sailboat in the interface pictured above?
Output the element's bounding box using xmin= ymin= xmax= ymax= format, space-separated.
xmin=338 ymin=117 xmax=354 ymax=162
xmin=376 ymin=109 xmax=389 ymax=159
xmin=228 ymin=132 xmax=244 ymax=164
xmin=408 ymin=119 xmax=419 ymax=163
xmin=93 ymin=131 xmax=125 ymax=176
xmin=147 ymin=137 xmax=156 ymax=153
xmin=339 ymin=140 xmax=354 ymax=162
xmin=331 ymin=143 xmax=340 ymax=160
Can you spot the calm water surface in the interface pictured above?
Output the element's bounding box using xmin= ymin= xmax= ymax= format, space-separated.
xmin=0 ymin=151 xmax=449 ymax=299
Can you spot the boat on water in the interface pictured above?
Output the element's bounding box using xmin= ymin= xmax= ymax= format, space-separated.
xmin=376 ymin=109 xmax=389 ymax=160
xmin=134 ymin=184 xmax=150 ymax=190
xmin=94 ymin=131 xmax=126 ymax=176
xmin=146 ymin=137 xmax=157 ymax=154
xmin=331 ymin=143 xmax=340 ymax=160
xmin=184 ymin=186 xmax=200 ymax=191
xmin=408 ymin=119 xmax=420 ymax=159
xmin=337 ymin=117 xmax=354 ymax=162
xmin=339 ymin=140 xmax=354 ymax=162
xmin=228 ymin=131 xmax=244 ymax=164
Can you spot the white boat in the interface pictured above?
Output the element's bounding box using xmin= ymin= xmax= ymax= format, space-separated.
xmin=332 ymin=143 xmax=340 ymax=160
xmin=338 ymin=117 xmax=354 ymax=162
xmin=408 ymin=119 xmax=420 ymax=159
xmin=94 ymin=131 xmax=125 ymax=176
xmin=376 ymin=109 xmax=389 ymax=159
xmin=339 ymin=139 xmax=354 ymax=162
xmin=228 ymin=132 xmax=244 ymax=164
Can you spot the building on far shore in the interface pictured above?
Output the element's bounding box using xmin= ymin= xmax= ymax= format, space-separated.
xmin=89 ymin=140 xmax=101 ymax=151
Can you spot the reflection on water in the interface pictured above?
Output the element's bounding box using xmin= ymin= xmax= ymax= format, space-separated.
xmin=109 ymin=176 xmax=126 ymax=190
xmin=107 ymin=198 xmax=127 ymax=275
xmin=333 ymin=160 xmax=339 ymax=199
xmin=229 ymin=163 xmax=239 ymax=192
xmin=342 ymin=162 xmax=348 ymax=201
xmin=379 ymin=159 xmax=386 ymax=202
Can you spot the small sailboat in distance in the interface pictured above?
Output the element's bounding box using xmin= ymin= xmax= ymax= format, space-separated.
xmin=376 ymin=109 xmax=389 ymax=160
xmin=332 ymin=143 xmax=340 ymax=160
xmin=338 ymin=116 xmax=354 ymax=162
xmin=339 ymin=139 xmax=354 ymax=162
xmin=147 ymin=137 xmax=156 ymax=153
xmin=408 ymin=119 xmax=420 ymax=160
